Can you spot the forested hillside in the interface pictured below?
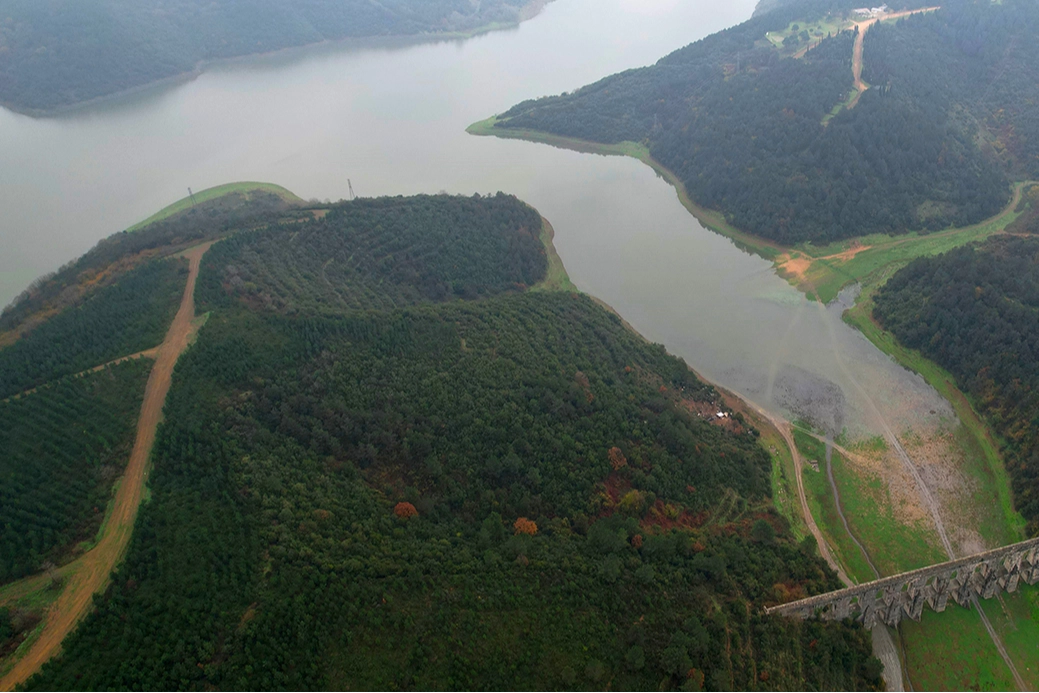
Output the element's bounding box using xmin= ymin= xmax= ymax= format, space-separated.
xmin=0 ymin=259 xmax=185 ymax=399
xmin=19 ymin=194 xmax=881 ymax=690
xmin=873 ymin=233 xmax=1039 ymax=535
xmin=200 ymin=194 xmax=547 ymax=313
xmin=0 ymin=360 xmax=150 ymax=584
xmin=492 ymin=0 xmax=1034 ymax=245
xmin=0 ymin=0 xmax=539 ymax=113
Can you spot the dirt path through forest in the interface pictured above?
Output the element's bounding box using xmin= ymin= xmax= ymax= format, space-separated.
xmin=2 ymin=348 xmax=160 ymax=403
xmin=849 ymin=8 xmax=939 ymax=108
xmin=739 ymin=400 xmax=904 ymax=690
xmin=0 ymin=242 xmax=212 ymax=691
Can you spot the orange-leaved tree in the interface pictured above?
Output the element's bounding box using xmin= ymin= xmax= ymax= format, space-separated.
xmin=394 ymin=502 xmax=418 ymax=519
xmin=514 ymin=517 xmax=538 ymax=535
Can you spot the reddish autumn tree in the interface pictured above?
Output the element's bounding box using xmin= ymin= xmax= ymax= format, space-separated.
xmin=394 ymin=502 xmax=418 ymax=519
xmin=608 ymin=446 xmax=627 ymax=470
xmin=514 ymin=517 xmax=538 ymax=535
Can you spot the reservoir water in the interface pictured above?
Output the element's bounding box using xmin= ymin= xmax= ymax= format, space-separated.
xmin=0 ymin=0 xmax=960 ymax=515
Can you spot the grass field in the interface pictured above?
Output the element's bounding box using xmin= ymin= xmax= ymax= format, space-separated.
xmin=531 ymin=218 xmax=578 ymax=293
xmin=126 ymin=181 xmax=305 ymax=231
xmin=779 ymin=181 xmax=1032 ymax=303
xmin=994 ymin=586 xmax=1039 ymax=689
xmin=899 ymin=600 xmax=1020 ymax=690
xmin=764 ymin=14 xmax=849 ymax=57
xmin=827 ymin=444 xmax=945 ymax=575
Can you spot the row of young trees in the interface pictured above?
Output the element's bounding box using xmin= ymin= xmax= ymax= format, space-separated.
xmin=26 ymin=196 xmax=880 ymax=690
xmin=496 ymin=0 xmax=1020 ymax=244
xmin=873 ymin=234 xmax=1039 ymax=534
xmin=197 ymin=193 xmax=548 ymax=314
xmin=0 ymin=259 xmax=185 ymax=399
xmin=0 ymin=360 xmax=149 ymax=584
xmin=1 ymin=188 xmax=294 ymax=335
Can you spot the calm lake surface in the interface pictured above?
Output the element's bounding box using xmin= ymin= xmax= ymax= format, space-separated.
xmin=0 ymin=0 xmax=952 ymax=438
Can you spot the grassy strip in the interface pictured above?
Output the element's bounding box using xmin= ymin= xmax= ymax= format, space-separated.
xmin=127 ymin=182 xmax=305 ymax=232
xmin=0 ymin=622 xmax=45 ymax=681
xmin=791 ymin=430 xmax=876 ymax=584
xmin=789 ymin=181 xmax=1030 ymax=303
xmin=821 ymin=89 xmax=859 ymax=126
xmin=763 ymin=425 xmax=809 ymax=542
xmin=73 ymin=479 xmax=123 ymax=555
xmin=531 ymin=218 xmax=578 ymax=293
xmin=899 ymin=601 xmax=1018 ymax=690
xmin=844 ymin=285 xmax=1026 ymax=544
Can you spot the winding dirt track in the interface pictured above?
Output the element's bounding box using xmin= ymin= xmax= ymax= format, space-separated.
xmin=848 ymin=8 xmax=940 ymax=108
xmin=0 ymin=243 xmax=211 ymax=691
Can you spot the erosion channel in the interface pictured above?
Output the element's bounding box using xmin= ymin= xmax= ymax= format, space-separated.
xmin=0 ymin=0 xmax=1035 ymax=689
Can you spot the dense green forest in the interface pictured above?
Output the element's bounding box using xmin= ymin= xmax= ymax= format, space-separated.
xmin=0 ymin=259 xmax=185 ymax=399
xmin=0 ymin=360 xmax=149 ymax=584
xmin=0 ymin=0 xmax=536 ymax=113
xmin=873 ymin=234 xmax=1039 ymax=535
xmin=21 ymin=194 xmax=880 ymax=690
xmin=199 ymin=193 xmax=547 ymax=314
xmin=493 ymin=0 xmax=1033 ymax=244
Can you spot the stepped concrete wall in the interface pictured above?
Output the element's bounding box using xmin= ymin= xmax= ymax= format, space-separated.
xmin=766 ymin=537 xmax=1039 ymax=629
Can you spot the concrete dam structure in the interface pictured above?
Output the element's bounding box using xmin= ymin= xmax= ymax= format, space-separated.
xmin=766 ymin=537 xmax=1039 ymax=629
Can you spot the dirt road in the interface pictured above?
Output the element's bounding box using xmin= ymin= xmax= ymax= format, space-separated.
xmin=0 ymin=243 xmax=212 ymax=691
xmin=808 ymin=282 xmax=1026 ymax=691
xmin=849 ymin=8 xmax=940 ymax=108
xmin=2 ymin=348 xmax=160 ymax=404
xmin=738 ymin=398 xmax=905 ymax=691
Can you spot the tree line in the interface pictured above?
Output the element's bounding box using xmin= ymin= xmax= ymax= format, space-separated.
xmin=0 ymin=0 xmax=534 ymax=113
xmin=873 ymin=234 xmax=1039 ymax=534
xmin=495 ymin=0 xmax=1024 ymax=245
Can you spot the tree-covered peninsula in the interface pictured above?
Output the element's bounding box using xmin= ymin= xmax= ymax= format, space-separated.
xmin=1 ymin=189 xmax=881 ymax=690
xmin=0 ymin=0 xmax=546 ymax=114
xmin=488 ymin=0 xmax=1038 ymax=245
